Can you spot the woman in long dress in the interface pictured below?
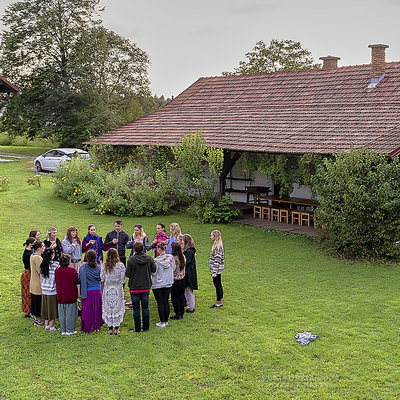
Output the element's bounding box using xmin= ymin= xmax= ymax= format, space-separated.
xmin=21 ymin=237 xmax=35 ymax=317
xmin=78 ymin=249 xmax=102 ymax=333
xmin=101 ymin=248 xmax=126 ymax=335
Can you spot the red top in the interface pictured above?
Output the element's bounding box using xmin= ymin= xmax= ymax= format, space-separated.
xmin=55 ymin=266 xmax=78 ymax=304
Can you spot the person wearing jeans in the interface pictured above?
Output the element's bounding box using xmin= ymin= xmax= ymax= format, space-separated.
xmin=126 ymin=242 xmax=156 ymax=333
xmin=55 ymin=254 xmax=79 ymax=335
xmin=131 ymin=292 xmax=150 ymax=332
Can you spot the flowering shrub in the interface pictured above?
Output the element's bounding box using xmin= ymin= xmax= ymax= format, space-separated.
xmin=52 ymin=158 xmax=94 ymax=204
xmin=52 ymin=159 xmax=173 ymax=216
xmin=26 ymin=175 xmax=41 ymax=187
xmin=0 ymin=176 xmax=9 ymax=191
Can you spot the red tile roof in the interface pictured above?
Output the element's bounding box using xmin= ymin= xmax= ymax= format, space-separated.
xmin=0 ymin=76 xmax=19 ymax=93
xmin=92 ymin=62 xmax=400 ymax=155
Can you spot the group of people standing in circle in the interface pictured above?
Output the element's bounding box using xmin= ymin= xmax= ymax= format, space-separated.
xmin=21 ymin=220 xmax=225 ymax=335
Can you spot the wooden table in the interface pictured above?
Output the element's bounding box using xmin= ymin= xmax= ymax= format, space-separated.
xmin=246 ymin=186 xmax=270 ymax=205
xmin=259 ymin=195 xmax=319 ymax=208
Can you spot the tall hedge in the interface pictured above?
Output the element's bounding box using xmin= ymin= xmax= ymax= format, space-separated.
xmin=312 ymin=149 xmax=400 ymax=259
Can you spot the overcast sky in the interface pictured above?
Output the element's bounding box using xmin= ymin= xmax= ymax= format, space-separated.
xmin=1 ymin=0 xmax=400 ymax=98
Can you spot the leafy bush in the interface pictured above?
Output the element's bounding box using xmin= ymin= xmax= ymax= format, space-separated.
xmin=52 ymin=158 xmax=173 ymax=216
xmin=200 ymin=195 xmax=241 ymax=224
xmin=0 ymin=133 xmax=12 ymax=145
xmin=312 ymin=149 xmax=400 ymax=259
xmin=52 ymin=134 xmax=238 ymax=223
xmin=52 ymin=158 xmax=94 ymax=204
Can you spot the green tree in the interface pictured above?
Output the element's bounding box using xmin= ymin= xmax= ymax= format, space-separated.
xmin=0 ymin=0 xmax=153 ymax=145
xmin=223 ymin=39 xmax=320 ymax=75
xmin=312 ymin=149 xmax=400 ymax=259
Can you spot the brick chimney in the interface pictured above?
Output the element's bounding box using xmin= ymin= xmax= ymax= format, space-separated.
xmin=368 ymin=44 xmax=389 ymax=78
xmin=319 ymin=56 xmax=340 ymax=69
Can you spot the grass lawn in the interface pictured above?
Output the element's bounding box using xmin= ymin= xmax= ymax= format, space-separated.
xmin=1 ymin=157 xmax=399 ymax=399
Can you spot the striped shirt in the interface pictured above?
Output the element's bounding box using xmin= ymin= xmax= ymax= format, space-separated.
xmin=40 ymin=261 xmax=59 ymax=295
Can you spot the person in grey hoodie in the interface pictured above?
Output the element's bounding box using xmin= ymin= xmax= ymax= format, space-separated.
xmin=61 ymin=226 xmax=83 ymax=272
xmin=125 ymin=242 xmax=156 ymax=333
xmin=152 ymin=242 xmax=175 ymax=328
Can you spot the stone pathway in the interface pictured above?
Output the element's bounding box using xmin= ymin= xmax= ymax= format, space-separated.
xmin=0 ymin=152 xmax=34 ymax=162
xmin=235 ymin=215 xmax=319 ymax=238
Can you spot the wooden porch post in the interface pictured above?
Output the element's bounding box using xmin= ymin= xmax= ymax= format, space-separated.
xmin=218 ymin=150 xmax=242 ymax=199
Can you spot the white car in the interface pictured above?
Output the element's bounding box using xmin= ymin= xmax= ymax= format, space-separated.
xmin=34 ymin=148 xmax=90 ymax=172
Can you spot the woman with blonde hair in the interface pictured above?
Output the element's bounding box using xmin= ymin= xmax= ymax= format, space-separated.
xmin=209 ymin=230 xmax=225 ymax=308
xmin=62 ymin=226 xmax=82 ymax=272
xmin=126 ymin=224 xmax=151 ymax=256
xmin=101 ymin=248 xmax=126 ymax=335
xmin=183 ymin=234 xmax=198 ymax=313
xmin=167 ymin=222 xmax=181 ymax=254
xmin=44 ymin=226 xmax=62 ymax=262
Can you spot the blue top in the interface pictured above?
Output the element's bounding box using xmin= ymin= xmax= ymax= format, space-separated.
xmin=167 ymin=236 xmax=177 ymax=254
xmin=78 ymin=262 xmax=101 ymax=299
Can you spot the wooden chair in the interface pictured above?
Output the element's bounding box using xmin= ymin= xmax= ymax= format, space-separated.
xmin=253 ymin=205 xmax=262 ymax=219
xmin=271 ymin=208 xmax=280 ymax=222
xmin=279 ymin=209 xmax=289 ymax=223
xmin=291 ymin=210 xmax=301 ymax=225
xmin=261 ymin=206 xmax=270 ymax=220
xmin=301 ymin=212 xmax=311 ymax=227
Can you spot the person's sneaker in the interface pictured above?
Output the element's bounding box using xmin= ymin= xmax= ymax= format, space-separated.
xmin=211 ymin=304 xmax=223 ymax=308
xmin=61 ymin=332 xmax=67 ymax=336
xmin=49 ymin=327 xmax=58 ymax=331
xmin=155 ymin=322 xmax=166 ymax=328
xmin=68 ymin=331 xmax=77 ymax=335
xmin=34 ymin=320 xmax=44 ymax=327
xmin=44 ymin=325 xmax=50 ymax=330
xmin=186 ymin=308 xmax=195 ymax=313
xmin=170 ymin=315 xmax=179 ymax=320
